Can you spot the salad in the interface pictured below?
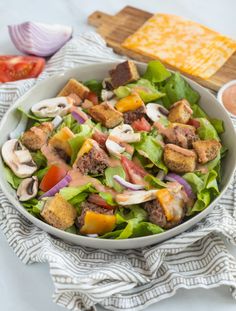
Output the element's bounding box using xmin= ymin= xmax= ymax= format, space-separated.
xmin=1 ymin=60 xmax=226 ymax=239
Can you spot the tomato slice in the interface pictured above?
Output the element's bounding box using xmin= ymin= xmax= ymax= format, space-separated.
xmin=132 ymin=117 xmax=151 ymax=132
xmin=0 ymin=56 xmax=45 ymax=83
xmin=120 ymin=156 xmax=147 ymax=185
xmin=39 ymin=165 xmax=67 ymax=192
xmin=86 ymin=91 xmax=99 ymax=105
xmin=88 ymin=194 xmax=114 ymax=209
xmin=187 ymin=118 xmax=200 ymax=129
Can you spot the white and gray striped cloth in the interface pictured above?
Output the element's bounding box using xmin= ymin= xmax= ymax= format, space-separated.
xmin=0 ymin=32 xmax=236 ymax=311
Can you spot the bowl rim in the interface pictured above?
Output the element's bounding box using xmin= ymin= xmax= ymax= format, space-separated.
xmin=0 ymin=61 xmax=236 ymax=248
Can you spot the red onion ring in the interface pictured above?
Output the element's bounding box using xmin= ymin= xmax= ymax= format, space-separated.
xmin=39 ymin=174 xmax=72 ymax=199
xmin=165 ymin=173 xmax=195 ymax=199
xmin=113 ymin=175 xmax=144 ymax=191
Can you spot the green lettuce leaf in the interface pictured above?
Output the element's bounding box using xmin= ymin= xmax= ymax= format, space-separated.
xmin=65 ymin=225 xmax=77 ymax=234
xmin=115 ymin=206 xmax=148 ymax=239
xmin=31 ymin=150 xmax=47 ymax=168
xmin=142 ymin=60 xmax=171 ymax=83
xmin=100 ymin=206 xmax=164 ymax=239
xmin=134 ymin=133 xmax=167 ymax=172
xmin=17 ymin=107 xmax=52 ymax=122
xmin=22 ymin=199 xmax=44 ymax=217
xmin=105 ymin=166 xmax=126 ymax=192
xmin=34 ymin=167 xmax=49 ymax=181
xmin=183 ymin=170 xmax=219 ymax=215
xmin=196 ymin=118 xmax=220 ymax=140
xmin=144 ymin=174 xmax=167 ymax=189
xmin=68 ymin=124 xmax=92 ymax=164
xmin=132 ymin=222 xmax=164 ymax=237
xmin=114 ymin=78 xmax=165 ymax=103
xmin=4 ymin=166 xmax=22 ymax=189
xmin=59 ymin=183 xmax=96 ymax=206
xmin=99 ymin=192 xmax=117 ymax=206
xmin=209 ymin=118 xmax=225 ymax=134
xmin=84 ymin=79 xmax=103 ymax=96
xmin=158 ymin=72 xmax=200 ymax=109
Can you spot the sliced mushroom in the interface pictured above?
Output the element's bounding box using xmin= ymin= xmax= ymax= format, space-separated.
xmin=146 ymin=103 xmax=169 ymax=122
xmin=17 ymin=176 xmax=38 ymax=201
xmin=116 ymin=190 xmax=158 ymax=205
xmin=2 ymin=139 xmax=37 ymax=178
xmin=110 ymin=124 xmax=141 ymax=143
xmin=31 ymin=97 xmax=73 ymax=118
xmin=102 ymin=77 xmax=113 ymax=90
xmin=105 ymin=138 xmax=125 ymax=157
xmin=101 ymin=89 xmax=114 ymax=101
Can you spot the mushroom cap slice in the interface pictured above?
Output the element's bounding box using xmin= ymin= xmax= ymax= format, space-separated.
xmin=146 ymin=103 xmax=169 ymax=122
xmin=17 ymin=176 xmax=38 ymax=201
xmin=31 ymin=97 xmax=72 ymax=118
xmin=2 ymin=139 xmax=37 ymax=178
xmin=110 ymin=124 xmax=141 ymax=143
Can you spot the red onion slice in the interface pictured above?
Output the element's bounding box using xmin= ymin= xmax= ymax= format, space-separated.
xmin=165 ymin=173 xmax=195 ymax=199
xmin=39 ymin=174 xmax=72 ymax=199
xmin=113 ymin=175 xmax=144 ymax=191
xmin=8 ymin=22 xmax=72 ymax=57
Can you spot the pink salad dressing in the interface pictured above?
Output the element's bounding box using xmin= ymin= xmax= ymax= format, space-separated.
xmin=222 ymin=84 xmax=236 ymax=116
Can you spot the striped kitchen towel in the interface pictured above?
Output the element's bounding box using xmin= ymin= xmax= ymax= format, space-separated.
xmin=0 ymin=32 xmax=236 ymax=311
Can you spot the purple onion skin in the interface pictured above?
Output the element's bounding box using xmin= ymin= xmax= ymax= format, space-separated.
xmin=39 ymin=174 xmax=72 ymax=199
xmin=165 ymin=173 xmax=195 ymax=199
xmin=113 ymin=175 xmax=144 ymax=191
xmin=71 ymin=111 xmax=86 ymax=124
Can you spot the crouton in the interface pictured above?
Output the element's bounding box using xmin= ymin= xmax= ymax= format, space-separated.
xmin=21 ymin=122 xmax=53 ymax=151
xmin=68 ymin=93 xmax=83 ymax=106
xmin=109 ymin=61 xmax=140 ymax=88
xmin=164 ymin=144 xmax=197 ymax=173
xmin=58 ymin=79 xmax=89 ymax=99
xmin=168 ymin=99 xmax=193 ymax=124
xmin=155 ymin=122 xmax=198 ymax=149
xmin=49 ymin=127 xmax=74 ymax=161
xmin=88 ymin=102 xmax=123 ymax=128
xmin=41 ymin=194 xmax=77 ymax=230
xmin=193 ymin=139 xmax=221 ymax=164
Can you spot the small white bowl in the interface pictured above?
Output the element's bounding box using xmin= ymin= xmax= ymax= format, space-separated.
xmin=217 ymin=80 xmax=236 ymax=118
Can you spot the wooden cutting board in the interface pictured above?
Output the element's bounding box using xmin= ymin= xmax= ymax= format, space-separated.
xmin=88 ymin=6 xmax=236 ymax=92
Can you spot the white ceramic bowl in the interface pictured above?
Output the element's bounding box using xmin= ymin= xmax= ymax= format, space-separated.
xmin=0 ymin=62 xmax=236 ymax=249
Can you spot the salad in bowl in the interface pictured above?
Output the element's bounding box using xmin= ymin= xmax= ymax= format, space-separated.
xmin=1 ymin=60 xmax=227 ymax=241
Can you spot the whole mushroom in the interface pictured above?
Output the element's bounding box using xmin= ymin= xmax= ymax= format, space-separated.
xmin=1 ymin=139 xmax=37 ymax=178
xmin=17 ymin=176 xmax=38 ymax=201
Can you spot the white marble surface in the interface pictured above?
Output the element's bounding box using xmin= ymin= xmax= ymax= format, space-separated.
xmin=0 ymin=0 xmax=236 ymax=310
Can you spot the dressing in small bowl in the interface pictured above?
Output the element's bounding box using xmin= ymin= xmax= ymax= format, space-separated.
xmin=217 ymin=80 xmax=236 ymax=117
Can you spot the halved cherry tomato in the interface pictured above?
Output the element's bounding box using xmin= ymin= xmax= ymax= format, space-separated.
xmin=86 ymin=91 xmax=99 ymax=105
xmin=120 ymin=155 xmax=147 ymax=185
xmin=0 ymin=56 xmax=45 ymax=83
xmin=132 ymin=117 xmax=151 ymax=132
xmin=187 ymin=118 xmax=200 ymax=129
xmin=92 ymin=130 xmax=108 ymax=149
xmin=39 ymin=165 xmax=67 ymax=192
xmin=88 ymin=194 xmax=114 ymax=209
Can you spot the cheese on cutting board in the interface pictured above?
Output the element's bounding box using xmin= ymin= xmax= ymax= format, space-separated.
xmin=122 ymin=14 xmax=236 ymax=79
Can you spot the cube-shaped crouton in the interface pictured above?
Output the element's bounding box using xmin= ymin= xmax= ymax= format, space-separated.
xmin=58 ymin=79 xmax=89 ymax=99
xmin=88 ymin=102 xmax=123 ymax=128
xmin=164 ymin=144 xmax=197 ymax=173
xmin=41 ymin=194 xmax=77 ymax=230
xmin=109 ymin=61 xmax=140 ymax=88
xmin=193 ymin=139 xmax=221 ymax=164
xmin=168 ymin=99 xmax=193 ymax=124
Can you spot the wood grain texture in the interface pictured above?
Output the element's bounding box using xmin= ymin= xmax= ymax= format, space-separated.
xmin=88 ymin=6 xmax=236 ymax=91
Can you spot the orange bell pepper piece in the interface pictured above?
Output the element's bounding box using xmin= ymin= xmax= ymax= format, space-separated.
xmin=80 ymin=211 xmax=116 ymax=235
xmin=115 ymin=93 xmax=144 ymax=113
xmin=49 ymin=126 xmax=74 ymax=156
xmin=156 ymin=188 xmax=174 ymax=221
